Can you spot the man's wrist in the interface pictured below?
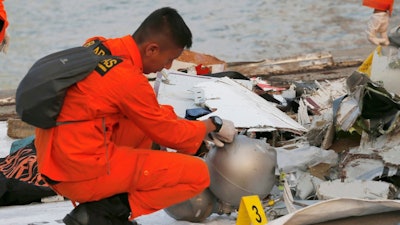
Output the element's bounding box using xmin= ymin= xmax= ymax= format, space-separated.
xmin=373 ymin=9 xmax=388 ymax=13
xmin=209 ymin=116 xmax=223 ymax=132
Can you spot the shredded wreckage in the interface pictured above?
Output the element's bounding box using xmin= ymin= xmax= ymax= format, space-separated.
xmin=1 ymin=43 xmax=400 ymax=224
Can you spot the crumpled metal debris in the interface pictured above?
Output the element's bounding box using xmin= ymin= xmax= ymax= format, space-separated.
xmin=155 ymin=67 xmax=400 ymax=223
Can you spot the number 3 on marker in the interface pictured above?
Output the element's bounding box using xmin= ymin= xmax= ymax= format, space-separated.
xmin=252 ymin=205 xmax=263 ymax=223
xmin=236 ymin=195 xmax=267 ymax=225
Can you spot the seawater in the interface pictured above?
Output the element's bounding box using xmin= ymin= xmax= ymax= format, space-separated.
xmin=0 ymin=0 xmax=399 ymax=90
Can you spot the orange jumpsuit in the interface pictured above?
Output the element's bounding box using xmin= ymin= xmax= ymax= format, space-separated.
xmin=35 ymin=35 xmax=210 ymax=218
xmin=363 ymin=0 xmax=394 ymax=15
xmin=0 ymin=0 xmax=8 ymax=43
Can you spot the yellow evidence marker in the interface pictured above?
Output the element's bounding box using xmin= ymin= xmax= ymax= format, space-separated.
xmin=357 ymin=45 xmax=382 ymax=77
xmin=236 ymin=195 xmax=268 ymax=225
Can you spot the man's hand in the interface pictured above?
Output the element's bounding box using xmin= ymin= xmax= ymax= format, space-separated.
xmin=366 ymin=12 xmax=390 ymax=46
xmin=205 ymin=119 xmax=236 ymax=148
xmin=0 ymin=33 xmax=10 ymax=53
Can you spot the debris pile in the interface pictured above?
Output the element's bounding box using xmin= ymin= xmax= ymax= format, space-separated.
xmin=162 ymin=48 xmax=400 ymax=223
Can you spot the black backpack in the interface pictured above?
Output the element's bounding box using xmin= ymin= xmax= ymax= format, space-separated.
xmin=16 ymin=41 xmax=116 ymax=129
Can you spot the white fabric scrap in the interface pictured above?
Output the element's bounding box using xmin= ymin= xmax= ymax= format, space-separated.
xmin=276 ymin=143 xmax=338 ymax=173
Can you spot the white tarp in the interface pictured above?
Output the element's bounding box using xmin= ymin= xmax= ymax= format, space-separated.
xmin=155 ymin=70 xmax=307 ymax=134
xmin=370 ymin=48 xmax=400 ymax=95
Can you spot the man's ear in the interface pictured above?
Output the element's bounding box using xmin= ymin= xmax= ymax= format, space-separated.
xmin=145 ymin=42 xmax=160 ymax=57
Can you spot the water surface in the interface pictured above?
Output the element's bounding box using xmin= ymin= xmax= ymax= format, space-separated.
xmin=0 ymin=0 xmax=399 ymax=89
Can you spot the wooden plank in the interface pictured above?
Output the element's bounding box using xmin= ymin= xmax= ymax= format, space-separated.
xmin=226 ymin=52 xmax=362 ymax=77
xmin=0 ymin=91 xmax=17 ymax=121
xmin=266 ymin=66 xmax=358 ymax=87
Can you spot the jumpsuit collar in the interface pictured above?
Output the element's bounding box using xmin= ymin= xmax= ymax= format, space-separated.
xmin=121 ymin=35 xmax=143 ymax=73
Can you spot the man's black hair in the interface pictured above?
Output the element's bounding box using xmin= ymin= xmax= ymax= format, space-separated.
xmin=133 ymin=7 xmax=192 ymax=49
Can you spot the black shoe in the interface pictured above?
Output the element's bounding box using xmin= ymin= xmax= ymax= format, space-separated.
xmin=63 ymin=194 xmax=134 ymax=225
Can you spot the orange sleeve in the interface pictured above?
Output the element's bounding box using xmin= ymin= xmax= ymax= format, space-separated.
xmin=159 ymin=104 xmax=178 ymax=119
xmin=363 ymin=0 xmax=394 ymax=15
xmin=0 ymin=0 xmax=8 ymax=42
xmin=117 ymin=74 xmax=206 ymax=155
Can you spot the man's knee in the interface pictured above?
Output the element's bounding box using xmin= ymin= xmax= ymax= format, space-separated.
xmin=192 ymin=157 xmax=210 ymax=190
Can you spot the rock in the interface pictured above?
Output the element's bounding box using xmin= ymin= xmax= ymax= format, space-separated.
xmin=7 ymin=118 xmax=35 ymax=139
